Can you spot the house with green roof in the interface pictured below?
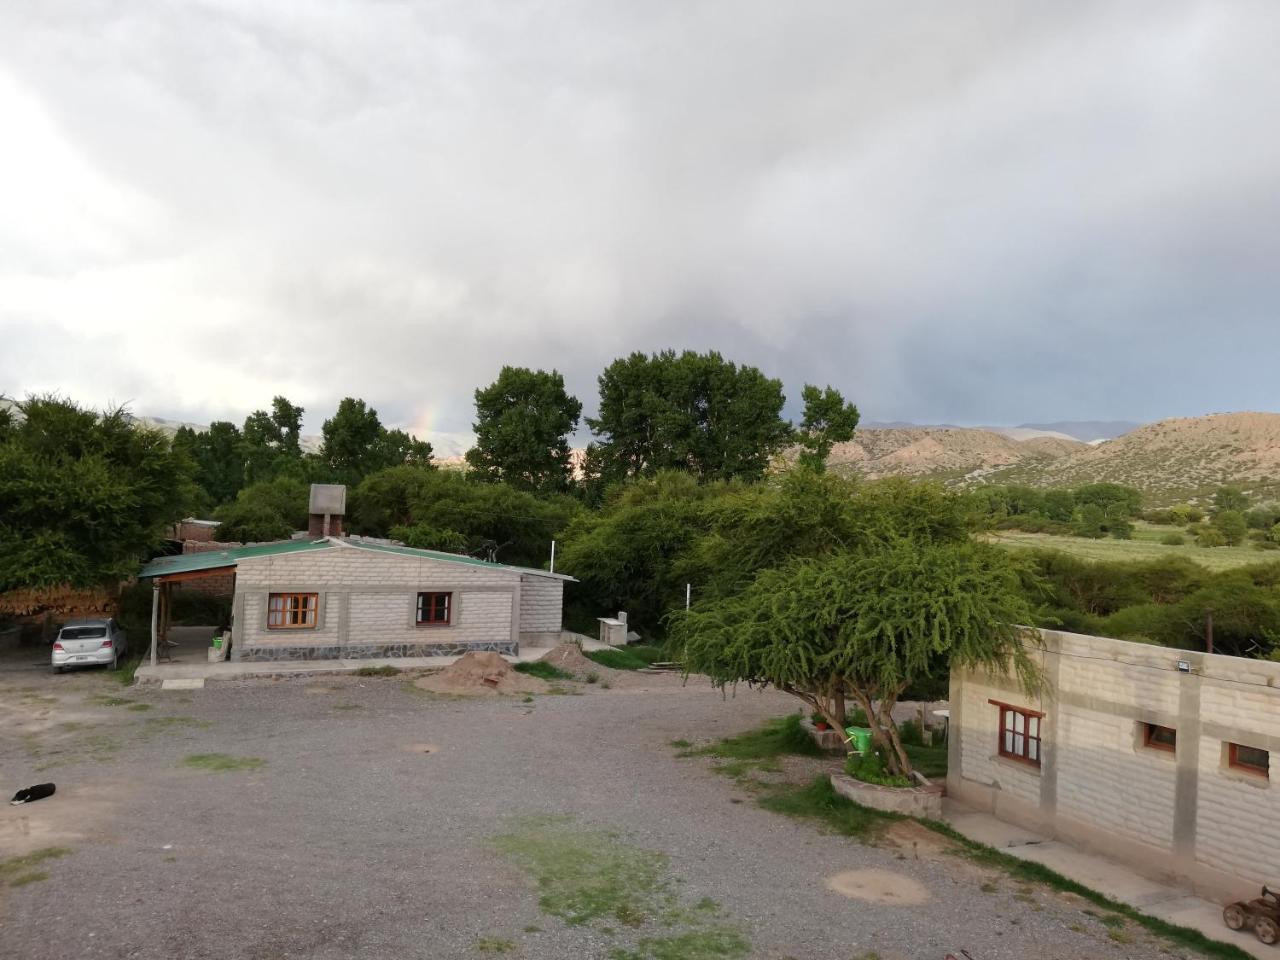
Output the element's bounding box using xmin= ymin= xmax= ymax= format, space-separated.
xmin=138 ymin=536 xmax=574 ymax=662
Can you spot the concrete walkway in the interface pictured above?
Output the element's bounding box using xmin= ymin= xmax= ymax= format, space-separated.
xmin=942 ymin=799 xmax=1268 ymax=959
xmin=134 ymin=636 xmax=615 ymax=684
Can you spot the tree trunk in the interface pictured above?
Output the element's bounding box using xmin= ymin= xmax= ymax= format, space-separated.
xmin=849 ymin=685 xmax=913 ymax=777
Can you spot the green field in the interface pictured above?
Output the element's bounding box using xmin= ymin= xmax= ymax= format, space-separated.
xmin=988 ymin=522 xmax=1271 ymax=570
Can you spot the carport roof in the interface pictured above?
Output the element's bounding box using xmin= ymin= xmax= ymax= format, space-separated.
xmin=137 ymin=537 xmax=575 ymax=581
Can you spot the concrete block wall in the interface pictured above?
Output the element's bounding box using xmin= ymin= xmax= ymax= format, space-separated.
xmin=229 ymin=544 xmax=560 ymax=656
xmin=519 ymin=576 xmax=564 ymax=633
xmin=949 ymin=628 xmax=1280 ymax=902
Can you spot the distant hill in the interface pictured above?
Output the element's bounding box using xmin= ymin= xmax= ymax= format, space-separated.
xmin=987 ymin=412 xmax=1280 ymax=501
xmin=824 ymin=426 xmax=1086 ymax=481
xmin=1016 ymin=420 xmax=1141 ymax=442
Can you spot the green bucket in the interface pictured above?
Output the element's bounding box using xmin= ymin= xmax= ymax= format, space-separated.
xmin=845 ymin=726 xmax=873 ymax=755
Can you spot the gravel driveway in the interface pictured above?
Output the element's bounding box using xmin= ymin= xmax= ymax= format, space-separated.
xmin=0 ymin=665 xmax=1199 ymax=960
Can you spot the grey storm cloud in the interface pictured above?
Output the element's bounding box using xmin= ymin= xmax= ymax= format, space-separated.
xmin=2 ymin=1 xmax=1278 ymax=454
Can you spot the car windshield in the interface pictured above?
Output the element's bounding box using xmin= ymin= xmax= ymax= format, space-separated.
xmin=60 ymin=627 xmax=106 ymax=639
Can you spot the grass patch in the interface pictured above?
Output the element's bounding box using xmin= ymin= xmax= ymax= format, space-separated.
xmin=903 ymin=741 xmax=948 ymax=780
xmin=585 ymin=645 xmax=664 ymax=671
xmin=491 ymin=816 xmax=748 ymax=958
xmin=126 ymin=702 xmax=152 ymax=712
xmin=758 ymin=777 xmax=896 ymax=841
xmin=353 ymin=665 xmax=401 ymax=677
xmin=514 ymin=661 xmax=574 ymax=681
xmin=476 ymin=937 xmax=515 ymax=953
xmin=681 ymin=714 xmax=824 ymax=764
xmin=0 ymin=847 xmax=72 ymax=887
xmin=988 ymin=524 xmax=1264 ymax=571
xmin=104 ymin=651 xmax=145 ymax=686
xmin=333 ymin=703 xmax=364 ymax=711
xmin=89 ymin=695 xmax=135 ymax=707
xmin=181 ymin=753 xmax=264 ymax=772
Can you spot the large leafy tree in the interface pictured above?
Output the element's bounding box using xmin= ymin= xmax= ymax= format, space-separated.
xmin=242 ymin=395 xmax=306 ymax=483
xmin=673 ymin=538 xmax=1040 ymax=777
xmin=213 ymin=476 xmax=310 ymax=542
xmin=586 ymin=350 xmax=791 ymax=484
xmin=465 ymin=366 xmax=582 ymax=493
xmin=0 ymin=396 xmax=192 ymax=590
xmin=173 ymin=420 xmax=246 ymax=508
xmin=319 ymin=397 xmax=433 ymax=484
xmin=795 ymin=384 xmax=859 ymax=471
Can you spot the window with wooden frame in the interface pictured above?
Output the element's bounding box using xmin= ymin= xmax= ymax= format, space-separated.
xmin=1228 ymin=742 xmax=1270 ymax=779
xmin=991 ymin=700 xmax=1043 ymax=767
xmin=416 ymin=592 xmax=452 ymax=626
xmin=1142 ymin=723 xmax=1177 ymax=753
xmin=267 ymin=592 xmax=318 ymax=629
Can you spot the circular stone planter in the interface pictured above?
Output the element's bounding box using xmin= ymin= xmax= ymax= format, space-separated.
xmin=829 ymin=773 xmax=944 ymax=818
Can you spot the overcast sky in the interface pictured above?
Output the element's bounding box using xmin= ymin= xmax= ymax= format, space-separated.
xmin=2 ymin=2 xmax=1278 ymax=454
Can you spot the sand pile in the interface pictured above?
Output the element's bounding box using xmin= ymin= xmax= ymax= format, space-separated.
xmin=538 ymin=642 xmax=611 ymax=678
xmin=412 ymin=651 xmax=547 ymax=696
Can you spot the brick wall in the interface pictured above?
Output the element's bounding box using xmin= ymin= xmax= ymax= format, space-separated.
xmin=949 ymin=628 xmax=1280 ymax=902
xmin=175 ymin=540 xmax=239 ymax=597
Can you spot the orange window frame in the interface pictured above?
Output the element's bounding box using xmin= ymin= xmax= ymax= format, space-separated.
xmin=416 ymin=591 xmax=452 ymax=626
xmin=267 ymin=592 xmax=318 ymax=629
xmin=1143 ymin=723 xmax=1177 ymax=753
xmin=1229 ymin=742 xmax=1270 ymax=778
xmin=990 ymin=700 xmax=1043 ymax=767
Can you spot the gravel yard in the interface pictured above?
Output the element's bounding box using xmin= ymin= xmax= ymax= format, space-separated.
xmin=0 ymin=662 xmax=1199 ymax=960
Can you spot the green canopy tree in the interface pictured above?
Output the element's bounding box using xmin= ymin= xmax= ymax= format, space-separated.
xmin=795 ymin=384 xmax=859 ymax=471
xmin=672 ymin=538 xmax=1041 ymax=777
xmin=242 ymin=395 xmax=306 ymax=483
xmin=1213 ymin=486 xmax=1250 ymax=515
xmin=586 ymin=350 xmax=791 ymax=484
xmin=173 ymin=420 xmax=246 ymax=508
xmin=1212 ymin=509 xmax=1248 ymax=546
xmin=465 ymin=366 xmax=582 ymax=493
xmin=0 ymin=396 xmax=192 ymax=590
xmin=319 ymin=397 xmax=433 ymax=484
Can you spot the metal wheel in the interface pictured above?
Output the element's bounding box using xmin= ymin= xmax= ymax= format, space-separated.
xmin=1224 ymin=904 xmax=1246 ymax=930
xmin=1256 ymin=916 xmax=1278 ymax=945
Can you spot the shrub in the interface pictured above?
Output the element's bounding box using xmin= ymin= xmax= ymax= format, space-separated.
xmin=1213 ymin=509 xmax=1248 ymax=546
xmin=1160 ymin=532 xmax=1186 ymax=546
xmin=1197 ymin=527 xmax=1227 ymax=548
xmin=1169 ymin=504 xmax=1204 ymax=525
xmin=844 ymin=749 xmax=911 ymax=788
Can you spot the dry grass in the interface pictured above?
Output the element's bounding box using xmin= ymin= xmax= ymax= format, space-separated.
xmin=988 ymin=523 xmax=1264 ymax=570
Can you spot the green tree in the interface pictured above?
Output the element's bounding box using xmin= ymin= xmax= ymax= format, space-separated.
xmin=320 ymin=398 xmax=434 ymax=484
xmin=1212 ymin=509 xmax=1248 ymax=546
xmin=672 ymin=538 xmax=1040 ymax=777
xmin=1171 ymin=573 xmax=1280 ymax=657
xmin=211 ymin=500 xmax=293 ymax=543
xmin=795 ymin=384 xmax=859 ymax=472
xmin=241 ymin=395 xmax=306 ymax=483
xmin=1105 ymin=508 xmax=1134 ymax=540
xmin=173 ymin=420 xmax=246 ymax=507
xmin=1071 ymin=503 xmax=1107 ymax=538
xmin=1213 ymin=486 xmax=1250 ymax=515
xmin=1197 ymin=526 xmax=1227 ymax=548
xmin=1074 ymin=483 xmax=1143 ymax=517
xmin=0 ymin=397 xmax=191 ymax=589
xmin=465 ymin=367 xmax=582 ymax=492
xmin=586 ymin=350 xmax=791 ymax=483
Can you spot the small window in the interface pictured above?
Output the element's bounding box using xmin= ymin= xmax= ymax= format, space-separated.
xmin=1143 ymin=723 xmax=1177 ymax=752
xmin=1229 ymin=743 xmax=1270 ymax=778
xmin=268 ymin=593 xmax=318 ymax=629
xmin=416 ymin=592 xmax=452 ymax=626
xmin=992 ymin=701 xmax=1042 ymax=767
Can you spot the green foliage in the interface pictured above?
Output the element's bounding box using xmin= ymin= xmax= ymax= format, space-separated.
xmin=319 ymin=397 xmax=433 ymax=485
xmin=795 ymin=384 xmax=859 ymax=471
xmin=241 ymin=396 xmax=306 ymax=483
xmin=181 ymin=753 xmax=265 ymax=772
xmin=1213 ymin=485 xmax=1250 ymax=514
xmin=514 ymin=661 xmax=573 ymax=681
xmin=682 ymin=714 xmax=823 ymax=764
xmin=1161 ymin=532 xmax=1186 ymax=546
xmin=585 ymin=350 xmax=791 ymax=485
xmin=349 ymin=465 xmax=579 ymax=568
xmin=1212 ymin=509 xmax=1248 ymax=546
xmin=844 ymin=749 xmax=911 ymax=788
xmin=213 ymin=476 xmax=309 ymax=542
xmin=1071 ymin=503 xmax=1107 ymax=539
xmin=755 ymin=776 xmax=893 ymax=840
xmin=585 ymin=645 xmax=664 ymax=671
xmin=172 ymin=420 xmax=246 ymax=506
xmin=673 ymin=533 xmax=1040 ymax=776
xmin=1197 ymin=526 xmax=1227 ymax=548
xmin=465 ymin=366 xmax=582 ymax=493
xmin=1074 ymin=482 xmax=1143 ymax=517
xmin=1170 ymin=503 xmax=1205 ymax=525
xmin=0 ymin=396 xmax=192 ymax=590
xmin=1246 ymin=505 xmax=1280 ymax=530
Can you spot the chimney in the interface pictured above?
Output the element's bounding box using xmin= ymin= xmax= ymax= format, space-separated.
xmin=308 ymin=484 xmax=347 ymax=538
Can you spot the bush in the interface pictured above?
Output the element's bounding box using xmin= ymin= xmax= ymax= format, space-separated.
xmin=845 ymin=749 xmax=910 ymax=788
xmin=1160 ymin=532 xmax=1186 ymax=546
xmin=1197 ymin=527 xmax=1227 ymax=548
xmin=1169 ymin=504 xmax=1204 ymax=525
xmin=1213 ymin=509 xmax=1248 ymax=546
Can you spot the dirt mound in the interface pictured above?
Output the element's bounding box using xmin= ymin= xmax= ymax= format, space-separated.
xmin=412 ymin=651 xmax=547 ymax=696
xmin=538 ymin=642 xmax=609 ymax=678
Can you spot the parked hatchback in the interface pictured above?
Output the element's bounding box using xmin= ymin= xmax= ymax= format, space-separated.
xmin=52 ymin=618 xmax=127 ymax=672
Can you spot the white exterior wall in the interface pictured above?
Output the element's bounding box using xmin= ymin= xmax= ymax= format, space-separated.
xmin=232 ymin=545 xmax=534 ymax=653
xmin=519 ymin=576 xmax=564 ymax=635
xmin=949 ymin=628 xmax=1280 ymax=902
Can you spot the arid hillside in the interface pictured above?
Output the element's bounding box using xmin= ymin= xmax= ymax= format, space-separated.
xmin=987 ymin=412 xmax=1280 ymax=498
xmin=823 ymin=427 xmax=1086 ymax=481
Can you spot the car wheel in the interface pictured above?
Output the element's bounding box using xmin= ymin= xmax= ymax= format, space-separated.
xmin=1257 ymin=917 xmax=1279 ymax=945
xmin=1224 ymin=904 xmax=1246 ymax=930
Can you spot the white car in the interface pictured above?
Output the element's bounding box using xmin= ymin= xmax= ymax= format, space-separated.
xmin=52 ymin=618 xmax=128 ymax=672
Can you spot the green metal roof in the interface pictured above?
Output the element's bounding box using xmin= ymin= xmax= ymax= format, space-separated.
xmin=137 ymin=539 xmax=334 ymax=579
xmin=137 ymin=537 xmax=574 ymax=581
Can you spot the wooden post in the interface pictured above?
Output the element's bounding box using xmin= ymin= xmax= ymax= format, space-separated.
xmin=150 ymin=582 xmax=160 ymax=667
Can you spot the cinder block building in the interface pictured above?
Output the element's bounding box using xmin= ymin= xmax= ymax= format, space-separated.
xmin=138 ymin=537 xmax=572 ymax=662
xmin=949 ymin=628 xmax=1280 ymax=901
